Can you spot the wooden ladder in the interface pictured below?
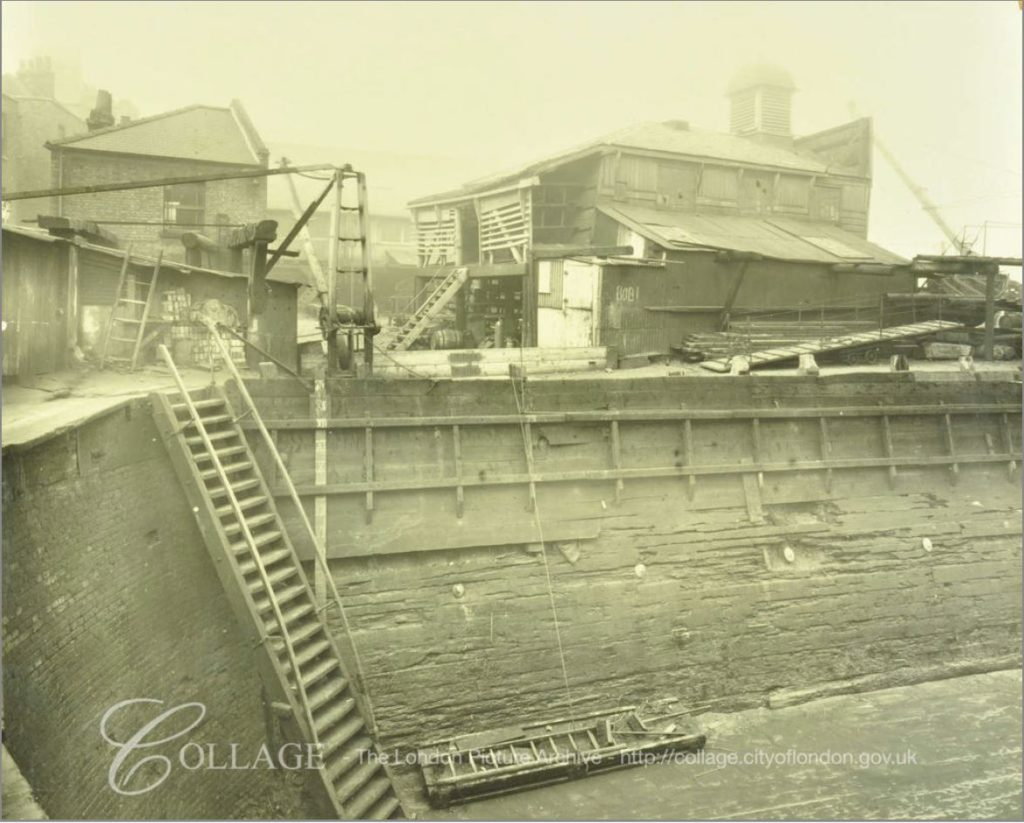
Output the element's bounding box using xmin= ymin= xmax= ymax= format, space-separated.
xmin=382 ymin=266 xmax=469 ymax=351
xmin=151 ymin=345 xmax=404 ymax=820
xmin=99 ymin=246 xmax=162 ymax=370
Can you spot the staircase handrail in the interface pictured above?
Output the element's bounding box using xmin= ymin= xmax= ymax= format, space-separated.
xmin=156 ymin=344 xmax=323 ymax=749
xmin=198 ymin=319 xmax=378 ymax=734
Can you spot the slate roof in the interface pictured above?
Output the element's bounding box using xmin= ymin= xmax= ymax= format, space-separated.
xmin=410 ymin=120 xmax=838 ymax=207
xmin=46 ymin=101 xmax=266 ymax=166
xmin=600 ymin=203 xmax=907 ymax=265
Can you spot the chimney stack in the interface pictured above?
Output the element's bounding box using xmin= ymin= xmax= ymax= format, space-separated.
xmin=19 ymin=56 xmax=55 ymax=99
xmin=87 ymin=90 xmax=115 ymax=132
xmin=727 ymin=64 xmax=795 ymax=145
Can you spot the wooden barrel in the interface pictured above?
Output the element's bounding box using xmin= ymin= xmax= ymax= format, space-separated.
xmin=429 ymin=329 xmax=464 ymax=350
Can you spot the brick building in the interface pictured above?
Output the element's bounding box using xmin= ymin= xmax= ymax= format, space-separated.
xmin=46 ymin=99 xmax=269 ymax=262
xmin=1 ymin=91 xmax=86 ymax=226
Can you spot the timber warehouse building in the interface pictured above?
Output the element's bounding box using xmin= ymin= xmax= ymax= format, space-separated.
xmin=1 ymin=63 xmax=1021 ymax=820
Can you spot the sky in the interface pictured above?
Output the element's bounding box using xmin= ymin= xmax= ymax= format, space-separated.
xmin=2 ymin=0 xmax=1021 ymax=260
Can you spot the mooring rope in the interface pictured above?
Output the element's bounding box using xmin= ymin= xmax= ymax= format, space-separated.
xmin=509 ymin=349 xmax=576 ymax=723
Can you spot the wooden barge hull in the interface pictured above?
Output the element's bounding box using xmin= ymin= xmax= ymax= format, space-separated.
xmin=229 ymin=372 xmax=1022 ymax=747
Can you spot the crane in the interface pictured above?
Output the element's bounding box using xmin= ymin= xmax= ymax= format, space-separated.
xmin=848 ymin=102 xmax=972 ymax=255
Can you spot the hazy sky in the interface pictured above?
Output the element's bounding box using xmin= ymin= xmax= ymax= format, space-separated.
xmin=3 ymin=0 xmax=1021 ymax=259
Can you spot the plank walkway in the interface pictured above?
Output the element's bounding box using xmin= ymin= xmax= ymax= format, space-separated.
xmin=699 ymin=319 xmax=965 ymax=372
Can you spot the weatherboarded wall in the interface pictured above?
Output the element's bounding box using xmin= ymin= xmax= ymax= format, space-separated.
xmin=237 ymin=372 xmax=1022 ymax=747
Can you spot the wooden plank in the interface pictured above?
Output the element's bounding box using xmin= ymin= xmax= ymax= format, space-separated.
xmin=453 ymin=424 xmax=465 ymax=518
xmin=699 ymin=320 xmax=965 ymax=372
xmin=818 ymin=417 xmax=833 ymax=493
xmin=880 ymin=414 xmax=898 ymax=488
xmin=243 ymin=403 xmax=1022 ymax=431
xmin=274 ymin=449 xmax=1022 ymax=498
xmin=682 ymin=418 xmax=696 ymax=500
xmin=364 ymin=423 xmax=375 ymax=523
xmin=522 ymin=421 xmax=538 ymax=511
xmin=610 ymin=420 xmax=624 ymax=504
xmin=1002 ymin=413 xmax=1018 ymax=479
xmin=943 ymin=413 xmax=959 ymax=484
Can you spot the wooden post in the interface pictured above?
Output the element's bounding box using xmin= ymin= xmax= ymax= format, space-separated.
xmin=453 ymin=425 xmax=465 ymax=518
xmin=609 ymin=420 xmax=624 ymax=504
xmin=312 ymin=380 xmax=328 ymax=605
xmin=358 ymin=172 xmax=375 ymax=376
xmin=364 ymin=423 xmax=375 ymax=524
xmin=982 ymin=266 xmax=997 ymax=361
xmin=818 ymin=416 xmax=833 ymax=493
xmin=326 ymin=170 xmax=342 ymax=374
xmin=880 ymin=414 xmax=898 ymax=488
xmin=66 ymin=244 xmax=79 ymax=356
xmin=682 ymin=418 xmax=696 ymax=501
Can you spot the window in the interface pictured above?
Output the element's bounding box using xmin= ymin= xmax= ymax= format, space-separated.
xmin=698 ymin=167 xmax=738 ymax=202
xmin=163 ymin=183 xmax=205 ymax=231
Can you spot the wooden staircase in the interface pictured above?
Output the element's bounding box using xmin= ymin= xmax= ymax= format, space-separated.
xmin=380 ymin=266 xmax=469 ymax=351
xmin=151 ymin=364 xmax=404 ymax=819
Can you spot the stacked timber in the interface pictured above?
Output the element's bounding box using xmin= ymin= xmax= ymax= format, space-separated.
xmin=677 ymin=320 xmax=878 ymax=362
xmin=366 ymin=346 xmax=609 ymax=378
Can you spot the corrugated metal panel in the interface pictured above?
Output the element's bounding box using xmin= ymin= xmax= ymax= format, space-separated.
xmin=598 ymin=203 xmax=906 ymax=265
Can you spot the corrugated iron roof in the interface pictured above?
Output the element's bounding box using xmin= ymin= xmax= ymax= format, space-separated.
xmin=410 ymin=120 xmax=836 ymax=207
xmin=600 ymin=203 xmax=907 ymax=265
xmin=1 ymin=224 xmax=298 ymax=284
xmin=47 ymin=103 xmax=264 ymax=166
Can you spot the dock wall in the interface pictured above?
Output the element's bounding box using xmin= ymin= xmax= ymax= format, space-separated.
xmin=1 ymin=401 xmax=315 ymax=819
xmin=234 ymin=372 xmax=1023 ymax=745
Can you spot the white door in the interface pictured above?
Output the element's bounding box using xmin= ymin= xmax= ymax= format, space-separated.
xmin=560 ymin=261 xmax=597 ymax=347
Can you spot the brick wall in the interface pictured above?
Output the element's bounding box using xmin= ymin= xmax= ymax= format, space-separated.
xmin=2 ymin=96 xmax=85 ymax=224
xmin=51 ymin=149 xmax=267 ymax=262
xmin=1 ymin=400 xmax=322 ymax=819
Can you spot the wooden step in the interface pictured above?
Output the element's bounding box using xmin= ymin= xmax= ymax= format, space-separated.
xmin=308 ymin=675 xmax=348 ymax=710
xmin=120 ymin=297 xmax=149 ymax=306
xmin=110 ymin=335 xmax=138 ymax=344
xmin=333 ymin=758 xmax=380 ymax=803
xmin=231 ymin=530 xmax=283 ymax=553
xmin=252 ymin=583 xmax=306 ymax=613
xmin=291 ymin=638 xmax=331 ymax=668
xmin=215 ymin=494 xmax=267 ymax=517
xmin=301 ymin=657 xmax=339 ymax=687
xmin=173 ymin=398 xmax=226 ymax=413
xmin=325 ymin=733 xmax=374 ymax=784
xmin=200 ymin=460 xmax=252 ymax=479
xmin=320 ymin=714 xmax=365 ymax=758
xmin=288 ymin=619 xmax=324 ymax=647
xmin=316 ymin=697 xmax=358 ymax=735
xmin=183 ymin=413 xmax=233 ymax=427
xmin=245 ymin=562 xmax=297 ymax=590
xmin=345 ymin=775 xmax=393 ymax=819
xmin=208 ymin=476 xmax=260 ymax=496
xmin=224 ymin=512 xmax=277 ymax=535
xmin=263 ymin=601 xmax=316 ymax=634
xmin=194 ymin=444 xmax=248 ymax=463
xmin=186 ymin=429 xmax=238 ymax=445
xmin=366 ymin=793 xmax=402 ymax=820
xmin=236 ymin=547 xmax=292 ymax=576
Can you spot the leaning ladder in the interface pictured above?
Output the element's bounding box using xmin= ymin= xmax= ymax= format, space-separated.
xmin=99 ymin=246 xmax=162 ymax=370
xmin=152 ymin=337 xmax=404 ymax=819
